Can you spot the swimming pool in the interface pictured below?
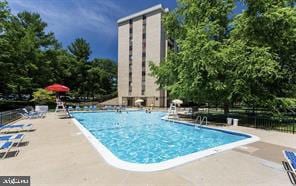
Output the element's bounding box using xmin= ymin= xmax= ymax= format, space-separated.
xmin=72 ymin=111 xmax=259 ymax=171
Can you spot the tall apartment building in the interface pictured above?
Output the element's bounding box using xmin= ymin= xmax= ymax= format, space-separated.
xmin=117 ymin=4 xmax=170 ymax=107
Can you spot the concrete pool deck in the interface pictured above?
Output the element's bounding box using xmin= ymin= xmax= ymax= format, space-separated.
xmin=0 ymin=112 xmax=295 ymax=186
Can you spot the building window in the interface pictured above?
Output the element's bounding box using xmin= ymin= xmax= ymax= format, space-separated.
xmin=141 ymin=15 xmax=147 ymax=96
xmin=129 ymin=72 xmax=132 ymax=80
xmin=128 ymin=19 xmax=133 ymax=94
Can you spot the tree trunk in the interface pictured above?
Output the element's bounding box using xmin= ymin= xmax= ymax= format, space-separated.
xmin=223 ymin=102 xmax=229 ymax=114
xmin=17 ymin=85 xmax=22 ymax=100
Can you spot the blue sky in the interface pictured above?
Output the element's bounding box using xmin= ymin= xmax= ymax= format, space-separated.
xmin=8 ymin=0 xmax=243 ymax=61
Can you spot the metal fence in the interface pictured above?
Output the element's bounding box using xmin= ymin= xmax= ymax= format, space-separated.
xmin=239 ymin=116 xmax=296 ymax=134
xmin=197 ymin=112 xmax=296 ymax=134
xmin=0 ymin=109 xmax=22 ymax=125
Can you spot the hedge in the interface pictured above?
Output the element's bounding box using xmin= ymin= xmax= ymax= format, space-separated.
xmin=0 ymin=100 xmax=56 ymax=112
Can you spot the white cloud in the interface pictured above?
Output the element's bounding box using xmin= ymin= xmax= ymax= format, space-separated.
xmin=7 ymin=0 xmax=125 ymax=37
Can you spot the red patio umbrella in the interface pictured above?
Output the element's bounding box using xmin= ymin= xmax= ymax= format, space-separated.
xmin=45 ymin=83 xmax=70 ymax=92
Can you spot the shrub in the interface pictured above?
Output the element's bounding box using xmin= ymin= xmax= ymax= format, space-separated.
xmin=32 ymin=89 xmax=55 ymax=105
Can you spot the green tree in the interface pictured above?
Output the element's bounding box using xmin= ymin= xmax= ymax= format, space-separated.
xmin=151 ymin=0 xmax=236 ymax=113
xmin=68 ymin=38 xmax=92 ymax=62
xmin=32 ymin=88 xmax=55 ymax=104
xmin=0 ymin=2 xmax=118 ymax=104
xmin=80 ymin=58 xmax=117 ymax=100
xmin=3 ymin=11 xmax=59 ymax=98
xmin=0 ymin=1 xmax=9 ymax=31
xmin=230 ymin=0 xmax=296 ymax=107
xmin=150 ymin=0 xmax=292 ymax=113
xmin=0 ymin=1 xmax=12 ymax=94
xmin=221 ymin=40 xmax=281 ymax=109
xmin=91 ymin=58 xmax=117 ymax=93
xmin=67 ymin=38 xmax=92 ymax=97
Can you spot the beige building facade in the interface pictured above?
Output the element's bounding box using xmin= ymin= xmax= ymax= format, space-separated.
xmin=117 ymin=4 xmax=169 ymax=107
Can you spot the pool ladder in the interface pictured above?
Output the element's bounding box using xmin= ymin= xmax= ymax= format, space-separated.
xmin=195 ymin=116 xmax=208 ymax=128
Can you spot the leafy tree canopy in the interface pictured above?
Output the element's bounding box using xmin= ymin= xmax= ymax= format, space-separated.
xmin=150 ymin=0 xmax=296 ymax=112
xmin=0 ymin=2 xmax=117 ymax=102
xmin=68 ymin=38 xmax=92 ymax=62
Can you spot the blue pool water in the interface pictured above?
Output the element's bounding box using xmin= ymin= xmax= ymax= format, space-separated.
xmin=72 ymin=111 xmax=249 ymax=164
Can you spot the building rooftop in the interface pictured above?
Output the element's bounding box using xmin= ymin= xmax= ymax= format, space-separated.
xmin=117 ymin=4 xmax=168 ymax=24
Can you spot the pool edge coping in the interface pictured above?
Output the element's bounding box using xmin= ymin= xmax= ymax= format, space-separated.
xmin=71 ymin=113 xmax=260 ymax=172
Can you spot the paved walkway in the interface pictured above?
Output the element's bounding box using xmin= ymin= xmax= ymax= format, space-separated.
xmin=0 ymin=113 xmax=295 ymax=186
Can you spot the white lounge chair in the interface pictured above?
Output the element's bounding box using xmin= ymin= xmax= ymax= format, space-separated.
xmin=0 ymin=141 xmax=13 ymax=159
xmin=0 ymin=134 xmax=24 ymax=147
xmin=0 ymin=124 xmax=32 ymax=133
xmin=283 ymin=150 xmax=296 ymax=173
xmin=283 ymin=150 xmax=296 ymax=185
xmin=21 ymin=108 xmax=43 ymax=119
xmin=83 ymin=106 xmax=89 ymax=111
xmin=75 ymin=105 xmax=81 ymax=111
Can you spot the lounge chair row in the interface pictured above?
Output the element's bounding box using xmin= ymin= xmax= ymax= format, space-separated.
xmin=0 ymin=123 xmax=31 ymax=159
xmin=68 ymin=105 xmax=97 ymax=111
xmin=20 ymin=108 xmax=47 ymax=119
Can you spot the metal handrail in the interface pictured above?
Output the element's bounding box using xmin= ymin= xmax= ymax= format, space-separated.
xmin=201 ymin=116 xmax=208 ymax=125
xmin=195 ymin=116 xmax=208 ymax=128
xmin=195 ymin=116 xmax=202 ymax=123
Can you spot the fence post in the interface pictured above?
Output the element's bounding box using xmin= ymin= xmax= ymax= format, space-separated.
xmin=292 ymin=116 xmax=296 ymax=134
